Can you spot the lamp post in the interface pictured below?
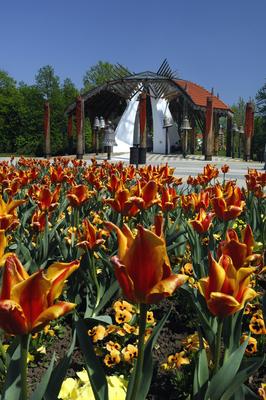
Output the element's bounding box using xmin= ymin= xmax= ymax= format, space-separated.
xmin=232 ymin=122 xmax=238 ymax=159
xmin=163 ymin=116 xmax=173 ymax=155
xmin=102 ymin=121 xmax=117 ymax=160
xmin=238 ymin=125 xmax=244 ymax=158
xmin=180 ymin=116 xmax=192 ymax=158
xmin=93 ymin=116 xmax=105 ymax=155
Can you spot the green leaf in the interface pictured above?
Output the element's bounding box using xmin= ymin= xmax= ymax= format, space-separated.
xmin=193 ymin=347 xmax=209 ymax=399
xmin=44 ymin=330 xmax=77 ymax=400
xmin=126 ymin=307 xmax=172 ymax=400
xmin=220 ymin=356 xmax=264 ymax=400
xmin=29 ymin=353 xmax=56 ymax=400
xmin=93 ymin=280 xmax=119 ymax=316
xmin=1 ymin=342 xmax=21 ymax=400
xmin=76 ymin=318 xmax=108 ymax=400
xmin=205 ymin=338 xmax=249 ymax=400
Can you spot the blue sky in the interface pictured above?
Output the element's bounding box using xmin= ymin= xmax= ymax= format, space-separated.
xmin=1 ymin=0 xmax=265 ymax=105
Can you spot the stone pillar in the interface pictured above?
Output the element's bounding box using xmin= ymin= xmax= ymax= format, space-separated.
xmin=226 ymin=116 xmax=232 ymax=157
xmin=67 ymin=114 xmax=73 ymax=154
xmin=205 ymin=96 xmax=213 ymax=161
xmin=44 ymin=101 xmax=51 ymax=158
xmin=76 ymin=96 xmax=84 ymax=159
xmin=244 ymin=102 xmax=254 ymax=161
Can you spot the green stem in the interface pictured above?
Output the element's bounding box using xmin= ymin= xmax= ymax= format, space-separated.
xmin=20 ymin=334 xmax=30 ymax=400
xmin=213 ymin=319 xmax=223 ymax=375
xmin=130 ymin=303 xmax=148 ymax=400
xmin=90 ymin=251 xmax=101 ymax=315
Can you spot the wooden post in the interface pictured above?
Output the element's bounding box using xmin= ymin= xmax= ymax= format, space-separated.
xmin=205 ymin=97 xmax=213 ymax=161
xmin=44 ymin=101 xmax=51 ymax=158
xmin=213 ymin=113 xmax=219 ymax=156
xmin=67 ymin=114 xmax=73 ymax=154
xmin=76 ymin=96 xmax=84 ymax=159
xmin=190 ymin=116 xmax=196 ymax=154
xmin=226 ymin=115 xmax=232 ymax=157
xmin=244 ymin=102 xmax=254 ymax=161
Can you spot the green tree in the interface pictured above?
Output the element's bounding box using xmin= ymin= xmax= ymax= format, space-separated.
xmin=231 ymin=97 xmax=246 ymax=127
xmin=256 ymin=80 xmax=266 ymax=117
xmin=35 ymin=65 xmax=60 ymax=100
xmin=82 ymin=61 xmax=129 ymax=91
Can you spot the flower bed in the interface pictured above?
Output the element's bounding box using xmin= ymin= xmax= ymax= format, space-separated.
xmin=0 ymin=157 xmax=265 ymax=399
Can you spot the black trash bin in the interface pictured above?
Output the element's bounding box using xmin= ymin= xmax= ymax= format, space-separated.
xmin=138 ymin=147 xmax=147 ymax=164
xmin=130 ymin=147 xmax=139 ymax=164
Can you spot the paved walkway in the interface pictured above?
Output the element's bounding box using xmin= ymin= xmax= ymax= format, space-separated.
xmin=84 ymin=152 xmax=264 ymax=188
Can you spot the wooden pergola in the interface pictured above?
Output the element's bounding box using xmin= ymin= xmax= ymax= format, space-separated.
xmin=58 ymin=61 xmax=253 ymax=161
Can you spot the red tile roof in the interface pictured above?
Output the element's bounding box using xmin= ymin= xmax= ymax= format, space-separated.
xmin=175 ymin=79 xmax=231 ymax=111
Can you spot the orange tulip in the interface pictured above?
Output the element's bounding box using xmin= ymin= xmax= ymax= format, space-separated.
xmin=0 ymin=254 xmax=79 ymax=335
xmin=77 ymin=219 xmax=107 ymax=250
xmin=104 ymin=184 xmax=141 ymax=217
xmin=67 ymin=184 xmax=94 ymax=207
xmin=217 ymin=225 xmax=262 ymax=270
xmin=190 ymin=208 xmax=214 ymax=234
xmin=159 ymin=186 xmax=178 ymax=212
xmin=221 ymin=164 xmax=229 ymax=174
xmin=212 ymin=185 xmax=245 ymax=221
xmin=0 ymin=195 xmax=26 ymax=231
xmin=105 ymin=220 xmax=188 ymax=304
xmin=198 ymin=253 xmax=257 ymax=318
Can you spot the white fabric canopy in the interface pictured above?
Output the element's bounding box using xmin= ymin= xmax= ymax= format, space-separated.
xmin=113 ymin=91 xmax=139 ymax=153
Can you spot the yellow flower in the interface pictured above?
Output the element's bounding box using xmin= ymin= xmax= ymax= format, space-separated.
xmin=115 ymin=309 xmax=132 ymax=324
xmin=123 ymin=323 xmax=139 ymax=335
xmin=146 ymin=311 xmax=155 ymax=325
xmin=58 ymin=377 xmax=78 ymax=399
xmin=104 ymin=349 xmax=121 ymax=367
xmin=166 ymin=351 xmax=190 ymax=369
xmin=88 ymin=325 xmax=106 ymax=343
xmin=27 ymin=353 xmax=35 ymax=364
xmin=113 ymin=300 xmax=134 ymax=313
xmin=122 ymin=344 xmax=138 ymax=362
xmin=37 ymin=345 xmax=46 ymax=354
xmin=249 ymin=317 xmax=266 ymax=335
xmin=240 ymin=335 xmax=257 ymax=355
xmin=258 ymin=383 xmax=266 ymax=400
xmin=106 ymin=341 xmax=121 ymax=352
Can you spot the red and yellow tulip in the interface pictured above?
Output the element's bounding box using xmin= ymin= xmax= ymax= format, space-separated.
xmin=217 ymin=225 xmax=262 ymax=270
xmin=190 ymin=208 xmax=214 ymax=234
xmin=105 ymin=220 xmax=188 ymax=304
xmin=0 ymin=254 xmax=79 ymax=335
xmin=198 ymin=253 xmax=257 ymax=318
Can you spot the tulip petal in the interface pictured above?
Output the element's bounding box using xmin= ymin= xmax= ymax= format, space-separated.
xmin=198 ymin=278 xmax=209 ymax=298
xmin=123 ymin=227 xmax=170 ymax=298
xmin=208 ymin=253 xmax=226 ymax=293
xmin=147 ymin=274 xmax=189 ymax=304
xmin=111 ymin=256 xmax=136 ymax=303
xmin=208 ymin=292 xmax=241 ymax=318
xmin=11 ymin=271 xmax=51 ymax=330
xmin=0 ymin=299 xmax=28 ymax=335
xmin=142 ymin=181 xmax=158 ymax=205
xmin=0 ymin=230 xmax=7 ymax=259
xmin=222 ymin=240 xmax=247 ymax=270
xmin=105 ymin=222 xmax=134 ymax=260
xmin=33 ymin=301 xmax=76 ymax=332
xmin=46 ymin=260 xmax=80 ymax=304
xmin=243 ymin=225 xmax=255 ymax=256
xmin=0 ymin=254 xmax=29 ymax=300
